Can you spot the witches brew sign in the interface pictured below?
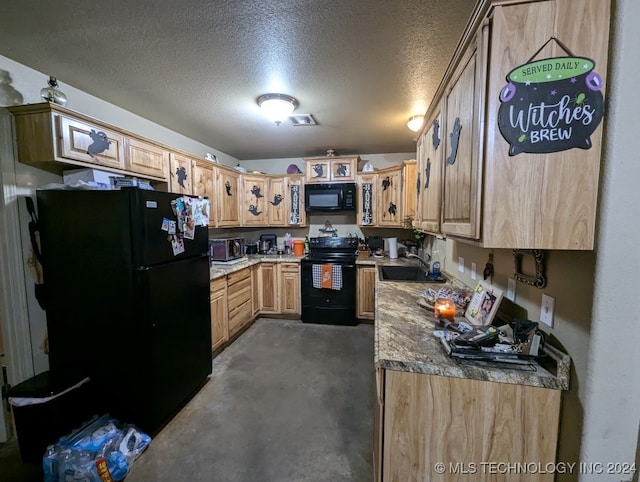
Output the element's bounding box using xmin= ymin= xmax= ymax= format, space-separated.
xmin=497 ymin=45 xmax=605 ymax=156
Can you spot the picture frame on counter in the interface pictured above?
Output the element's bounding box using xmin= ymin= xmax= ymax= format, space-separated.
xmin=465 ymin=281 xmax=503 ymax=326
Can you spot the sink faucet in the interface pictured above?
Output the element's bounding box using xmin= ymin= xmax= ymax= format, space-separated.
xmin=406 ymin=252 xmax=431 ymax=273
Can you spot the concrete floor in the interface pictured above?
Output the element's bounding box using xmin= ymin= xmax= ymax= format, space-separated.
xmin=0 ymin=317 xmax=375 ymax=481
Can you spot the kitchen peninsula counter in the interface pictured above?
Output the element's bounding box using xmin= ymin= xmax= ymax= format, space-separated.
xmin=375 ymin=278 xmax=570 ymax=391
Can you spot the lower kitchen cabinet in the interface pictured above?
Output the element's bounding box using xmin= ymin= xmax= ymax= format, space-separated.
xmin=280 ymin=263 xmax=301 ymax=315
xmin=356 ymin=266 xmax=376 ymax=320
xmin=258 ymin=263 xmax=279 ymax=313
xmin=375 ymin=369 xmax=561 ymax=482
xmin=210 ymin=277 xmax=228 ymax=352
xmin=251 ymin=264 xmax=260 ymax=317
xmin=227 ymin=267 xmax=252 ymax=337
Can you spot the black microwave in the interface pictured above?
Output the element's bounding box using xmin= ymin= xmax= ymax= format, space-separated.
xmin=305 ymin=183 xmax=356 ymax=212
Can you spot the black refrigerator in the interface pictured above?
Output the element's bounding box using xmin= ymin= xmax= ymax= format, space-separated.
xmin=36 ymin=187 xmax=212 ymax=435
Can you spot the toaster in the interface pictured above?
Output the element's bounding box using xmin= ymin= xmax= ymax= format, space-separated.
xmin=209 ymin=238 xmax=245 ymax=262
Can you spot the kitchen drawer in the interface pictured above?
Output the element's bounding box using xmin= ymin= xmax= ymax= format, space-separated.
xmin=228 ymin=299 xmax=252 ymax=335
xmin=227 ymin=268 xmax=250 ymax=287
xmin=210 ymin=277 xmax=226 ymax=294
xmin=227 ymin=282 xmax=251 ymax=312
xmin=280 ymin=263 xmax=299 ymax=273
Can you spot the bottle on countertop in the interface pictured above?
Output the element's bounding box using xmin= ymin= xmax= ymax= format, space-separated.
xmin=431 ymin=250 xmax=441 ymax=276
xmin=304 ymin=235 xmax=310 ymax=255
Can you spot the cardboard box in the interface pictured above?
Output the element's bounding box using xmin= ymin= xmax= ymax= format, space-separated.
xmin=63 ymin=168 xmax=122 ymax=188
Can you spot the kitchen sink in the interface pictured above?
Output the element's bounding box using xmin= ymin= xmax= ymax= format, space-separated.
xmin=378 ymin=265 xmax=429 ymax=282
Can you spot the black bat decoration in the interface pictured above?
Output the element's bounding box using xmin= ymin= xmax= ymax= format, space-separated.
xmin=225 ymin=181 xmax=232 ymax=196
xmin=270 ymin=194 xmax=283 ymax=206
xmin=388 ymin=202 xmax=397 ymax=216
xmin=382 ymin=176 xmax=391 ymax=191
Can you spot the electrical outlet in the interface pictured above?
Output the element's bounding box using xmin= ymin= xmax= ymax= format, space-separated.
xmin=540 ymin=294 xmax=555 ymax=327
xmin=471 ymin=262 xmax=477 ymax=280
xmin=458 ymin=256 xmax=464 ymax=273
xmin=506 ymin=278 xmax=516 ymax=301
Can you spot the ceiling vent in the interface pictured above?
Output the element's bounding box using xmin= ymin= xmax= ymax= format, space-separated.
xmin=289 ymin=114 xmax=317 ymax=126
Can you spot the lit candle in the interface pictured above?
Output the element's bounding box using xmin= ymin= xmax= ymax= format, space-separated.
xmin=434 ymin=298 xmax=456 ymax=322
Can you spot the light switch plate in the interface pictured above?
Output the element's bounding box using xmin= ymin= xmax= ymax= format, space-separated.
xmin=471 ymin=262 xmax=477 ymax=280
xmin=458 ymin=257 xmax=464 ymax=273
xmin=506 ymin=278 xmax=516 ymax=302
xmin=540 ymin=294 xmax=555 ymax=327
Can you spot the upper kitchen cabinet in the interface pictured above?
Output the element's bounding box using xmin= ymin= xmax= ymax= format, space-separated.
xmin=304 ymin=155 xmax=359 ymax=183
xmin=420 ymin=0 xmax=611 ymax=249
xmin=124 ymin=137 xmax=168 ymax=179
xmin=169 ymin=152 xmax=193 ymax=195
xmin=8 ymin=103 xmax=168 ymax=182
xmin=440 ymin=27 xmax=487 ymax=239
xmin=214 ymin=165 xmax=241 ymax=227
xmin=357 ymin=172 xmax=378 ymax=227
xmin=241 ymin=174 xmax=269 ymax=226
xmin=266 ymin=176 xmax=288 ymax=227
xmin=8 ymin=103 xmax=126 ymax=174
xmin=415 ymin=106 xmax=444 ymax=234
xmin=287 ymin=174 xmax=306 ymax=227
xmin=377 ymin=160 xmax=417 ymax=228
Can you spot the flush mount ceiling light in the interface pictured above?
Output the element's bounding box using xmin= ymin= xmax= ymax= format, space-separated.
xmin=257 ymin=93 xmax=299 ymax=125
xmin=407 ymin=115 xmax=425 ymax=132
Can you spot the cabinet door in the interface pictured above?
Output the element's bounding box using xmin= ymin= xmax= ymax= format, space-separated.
xmin=420 ymin=109 xmax=444 ymax=233
xmin=267 ymin=177 xmax=288 ymax=226
xmin=56 ymin=115 xmax=125 ymax=169
xmin=401 ymin=160 xmax=417 ymax=223
xmin=210 ymin=278 xmax=228 ymax=352
xmin=357 ymin=173 xmax=378 ymax=227
xmin=287 ymin=175 xmax=306 ymax=226
xmin=191 ymin=160 xmax=215 ymax=227
xmin=306 ymin=159 xmax=331 ymax=183
xmin=377 ymin=167 xmax=403 ymax=227
xmin=169 ymin=153 xmax=193 ymax=195
xmin=329 ymin=158 xmax=356 ymax=181
xmin=241 ymin=174 xmax=269 ymax=226
xmin=227 ymin=269 xmax=252 ymax=336
xmin=215 ymin=167 xmax=240 ymax=227
xmin=259 ymin=263 xmax=279 ymax=313
xmin=280 ymin=264 xmax=300 ymax=315
xmin=441 ymin=30 xmax=486 ymax=239
xmin=356 ymin=266 xmax=376 ymax=319
xmin=125 ymin=137 xmax=168 ymax=179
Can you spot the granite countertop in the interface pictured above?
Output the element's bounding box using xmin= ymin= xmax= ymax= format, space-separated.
xmin=210 ymin=254 xmax=303 ymax=280
xmin=375 ymin=276 xmax=570 ymax=390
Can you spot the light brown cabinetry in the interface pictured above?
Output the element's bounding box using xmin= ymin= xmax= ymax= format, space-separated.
xmin=56 ymin=114 xmax=125 ymax=170
xmin=304 ymin=155 xmax=359 ymax=183
xmin=124 ymin=137 xmax=168 ymax=179
xmin=241 ymin=174 xmax=269 ymax=225
xmin=215 ymin=165 xmax=241 ymax=227
xmin=416 ymin=0 xmax=611 ymax=249
xmin=266 ymin=176 xmax=288 ymax=226
xmin=258 ymin=263 xmax=279 ymax=314
xmin=440 ymin=28 xmax=486 ymax=239
xmin=377 ymin=368 xmax=561 ymax=482
xmin=415 ymin=107 xmax=444 ymax=234
xmin=227 ymin=267 xmax=252 ymax=337
xmin=376 ymin=161 xmax=416 ymax=227
xmin=251 ymin=264 xmax=260 ymax=317
xmin=169 ymin=152 xmax=193 ymax=195
xmin=357 ymin=173 xmax=378 ymax=226
xmin=356 ymin=266 xmax=376 ymax=320
xmin=210 ymin=277 xmax=228 ymax=352
xmin=280 ymin=263 xmax=301 ymax=315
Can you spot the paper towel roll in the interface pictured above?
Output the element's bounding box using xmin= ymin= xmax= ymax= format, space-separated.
xmin=387 ymin=237 xmax=398 ymax=259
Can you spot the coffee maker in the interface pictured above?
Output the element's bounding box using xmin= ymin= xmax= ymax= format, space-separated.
xmin=259 ymin=234 xmax=277 ymax=254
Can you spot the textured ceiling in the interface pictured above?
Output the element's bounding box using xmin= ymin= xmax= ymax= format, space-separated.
xmin=0 ymin=0 xmax=477 ymax=160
